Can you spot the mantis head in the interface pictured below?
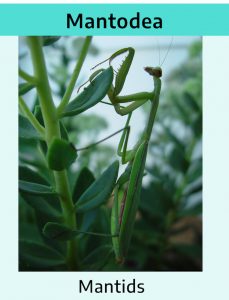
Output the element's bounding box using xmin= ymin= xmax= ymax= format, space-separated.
xmin=144 ymin=66 xmax=162 ymax=78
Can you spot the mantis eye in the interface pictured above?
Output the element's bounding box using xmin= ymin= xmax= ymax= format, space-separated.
xmin=144 ymin=66 xmax=162 ymax=78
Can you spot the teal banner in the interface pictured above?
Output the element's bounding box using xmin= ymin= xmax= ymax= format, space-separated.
xmin=0 ymin=4 xmax=228 ymax=35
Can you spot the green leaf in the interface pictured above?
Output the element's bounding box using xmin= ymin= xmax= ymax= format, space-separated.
xmin=19 ymin=115 xmax=41 ymax=140
xmin=19 ymin=82 xmax=36 ymax=96
xmin=192 ymin=114 xmax=202 ymax=137
xmin=19 ymin=180 xmax=57 ymax=196
xmin=19 ymin=138 xmax=50 ymax=180
xmin=34 ymin=105 xmax=44 ymax=126
xmin=173 ymin=244 xmax=202 ymax=260
xmin=183 ymin=91 xmax=200 ymax=113
xmin=75 ymin=161 xmax=119 ymax=213
xmin=73 ymin=167 xmax=95 ymax=202
xmin=42 ymin=36 xmax=61 ymax=46
xmin=140 ymin=181 xmax=173 ymax=219
xmin=47 ymin=138 xmax=77 ymax=171
xmin=79 ymin=209 xmax=99 ymax=232
xmin=61 ymin=67 xmax=113 ymax=117
xmin=186 ymin=158 xmax=202 ymax=184
xmin=82 ymin=245 xmax=112 ymax=271
xmin=43 ymin=222 xmax=77 ymax=241
xmin=20 ymin=193 xmax=61 ymax=219
xmin=168 ymin=146 xmax=189 ymax=173
xmin=183 ymin=177 xmax=202 ymax=196
xmin=179 ymin=202 xmax=202 ymax=217
xmin=20 ymin=193 xmax=64 ymax=257
xmin=19 ymin=240 xmax=65 ymax=268
xmin=60 ymin=121 xmax=69 ymax=140
xmin=163 ymin=125 xmax=185 ymax=152
xmin=19 ymin=222 xmax=43 ymax=243
xmin=19 ymin=165 xmax=48 ymax=185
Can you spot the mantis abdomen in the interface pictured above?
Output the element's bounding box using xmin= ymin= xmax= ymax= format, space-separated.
xmin=111 ymin=141 xmax=148 ymax=263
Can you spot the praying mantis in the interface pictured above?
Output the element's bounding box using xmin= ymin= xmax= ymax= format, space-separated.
xmin=86 ymin=47 xmax=163 ymax=263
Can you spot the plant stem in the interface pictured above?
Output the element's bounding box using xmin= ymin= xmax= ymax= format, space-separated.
xmin=19 ymin=68 xmax=36 ymax=83
xmin=57 ymin=36 xmax=92 ymax=115
xmin=27 ymin=36 xmax=78 ymax=270
xmin=27 ymin=37 xmax=59 ymax=141
xmin=19 ymin=96 xmax=45 ymax=137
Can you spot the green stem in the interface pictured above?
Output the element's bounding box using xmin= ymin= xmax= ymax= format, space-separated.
xmin=27 ymin=36 xmax=79 ymax=270
xmin=19 ymin=68 xmax=36 ymax=83
xmin=57 ymin=36 xmax=92 ymax=115
xmin=19 ymin=96 xmax=45 ymax=137
xmin=27 ymin=37 xmax=59 ymax=140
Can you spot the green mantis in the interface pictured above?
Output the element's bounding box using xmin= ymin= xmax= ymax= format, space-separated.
xmin=89 ymin=47 xmax=162 ymax=263
xmin=44 ymin=45 xmax=163 ymax=264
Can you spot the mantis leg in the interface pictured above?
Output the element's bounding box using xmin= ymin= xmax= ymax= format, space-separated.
xmin=108 ymin=85 xmax=151 ymax=116
xmin=117 ymin=113 xmax=136 ymax=164
xmin=91 ymin=48 xmax=152 ymax=116
xmin=77 ymin=68 xmax=105 ymax=92
xmin=113 ymin=99 xmax=148 ymax=116
xmin=79 ymin=68 xmax=148 ymax=117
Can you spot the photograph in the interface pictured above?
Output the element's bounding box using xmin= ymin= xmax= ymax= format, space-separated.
xmin=19 ymin=36 xmax=202 ymax=271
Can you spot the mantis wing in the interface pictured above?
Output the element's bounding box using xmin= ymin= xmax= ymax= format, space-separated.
xmin=111 ymin=141 xmax=148 ymax=263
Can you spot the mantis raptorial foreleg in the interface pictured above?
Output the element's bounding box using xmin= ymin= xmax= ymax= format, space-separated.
xmin=87 ymin=47 xmax=155 ymax=116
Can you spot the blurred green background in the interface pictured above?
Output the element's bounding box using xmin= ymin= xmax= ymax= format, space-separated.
xmin=19 ymin=36 xmax=202 ymax=271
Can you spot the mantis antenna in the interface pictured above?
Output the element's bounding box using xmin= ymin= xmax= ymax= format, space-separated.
xmin=155 ymin=37 xmax=161 ymax=66
xmin=160 ymin=36 xmax=174 ymax=67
